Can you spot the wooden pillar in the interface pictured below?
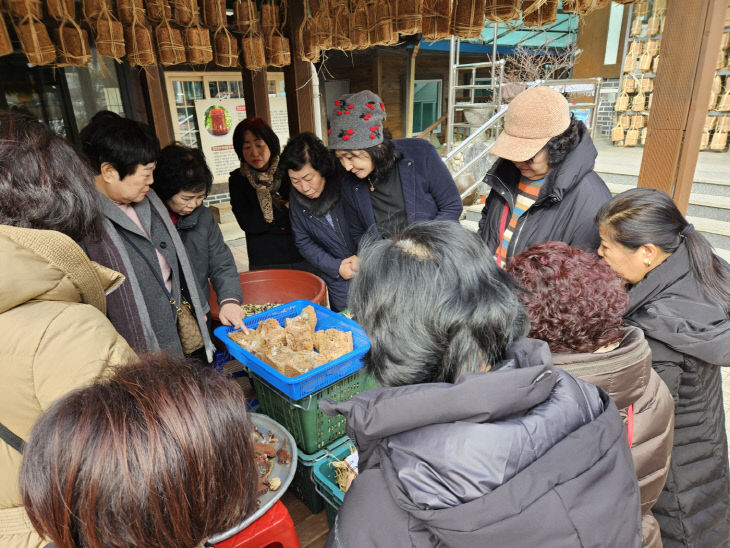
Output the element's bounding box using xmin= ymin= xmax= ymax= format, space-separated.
xmin=283 ymin=0 xmax=315 ymax=135
xmin=638 ymin=0 xmax=726 ymax=213
xmin=241 ymin=68 xmax=271 ymax=124
xmin=141 ymin=66 xmax=174 ymax=147
xmin=405 ymin=44 xmax=420 ymax=137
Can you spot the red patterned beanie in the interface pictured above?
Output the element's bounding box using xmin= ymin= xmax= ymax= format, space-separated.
xmin=327 ymin=89 xmax=386 ymax=150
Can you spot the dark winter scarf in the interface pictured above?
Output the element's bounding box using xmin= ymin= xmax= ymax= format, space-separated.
xmin=290 ymin=176 xmax=341 ymax=217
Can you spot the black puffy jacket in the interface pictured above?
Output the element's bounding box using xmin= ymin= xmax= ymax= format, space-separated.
xmin=321 ymin=339 xmax=642 ymax=548
xmin=478 ymin=122 xmax=611 ymax=260
xmin=626 ymin=242 xmax=730 ymax=548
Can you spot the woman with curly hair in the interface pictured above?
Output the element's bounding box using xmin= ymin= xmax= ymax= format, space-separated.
xmin=478 ymin=86 xmax=611 ymax=267
xmin=153 ymin=144 xmax=245 ymax=331
xmin=280 ymin=133 xmax=358 ymax=311
xmin=506 ymin=241 xmax=674 ymax=548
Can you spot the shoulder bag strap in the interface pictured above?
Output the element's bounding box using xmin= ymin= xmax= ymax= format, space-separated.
xmin=0 ymin=422 xmax=24 ymax=454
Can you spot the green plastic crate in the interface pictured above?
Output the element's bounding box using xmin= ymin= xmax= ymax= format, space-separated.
xmin=289 ymin=436 xmax=350 ymax=514
xmin=251 ymin=368 xmax=378 ymax=454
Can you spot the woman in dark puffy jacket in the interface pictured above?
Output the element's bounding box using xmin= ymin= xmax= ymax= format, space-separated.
xmin=280 ymin=133 xmax=358 ymax=312
xmin=478 ymin=86 xmax=611 ymax=267
xmin=507 ymin=241 xmax=674 ymax=548
xmin=596 ymin=188 xmax=730 ymax=548
xmin=321 ymin=221 xmax=642 ymax=548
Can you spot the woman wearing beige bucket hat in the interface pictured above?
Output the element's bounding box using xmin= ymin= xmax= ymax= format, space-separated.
xmin=478 ymin=86 xmax=611 ymax=268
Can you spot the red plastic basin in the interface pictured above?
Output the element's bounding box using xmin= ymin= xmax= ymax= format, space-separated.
xmin=209 ymin=269 xmax=327 ymax=322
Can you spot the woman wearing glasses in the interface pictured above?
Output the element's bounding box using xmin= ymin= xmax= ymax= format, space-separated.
xmin=478 ymin=86 xmax=611 ymax=267
xmin=280 ymin=132 xmax=358 ymax=312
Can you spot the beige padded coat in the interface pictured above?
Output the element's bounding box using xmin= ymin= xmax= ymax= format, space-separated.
xmin=0 ymin=225 xmax=136 ymax=548
xmin=552 ymin=327 xmax=675 ymax=548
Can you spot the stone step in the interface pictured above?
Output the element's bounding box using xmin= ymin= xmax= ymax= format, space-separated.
xmin=219 ymin=220 xmax=246 ymax=242
xmin=208 ymin=202 xmax=237 ymax=224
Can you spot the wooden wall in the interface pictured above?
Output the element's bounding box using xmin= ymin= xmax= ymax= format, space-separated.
xmin=573 ymin=4 xmax=630 ymax=79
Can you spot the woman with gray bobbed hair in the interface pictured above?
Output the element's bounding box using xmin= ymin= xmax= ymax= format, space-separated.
xmin=320 ymin=221 xmax=642 ymax=548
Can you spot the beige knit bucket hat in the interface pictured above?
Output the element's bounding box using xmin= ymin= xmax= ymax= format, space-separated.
xmin=490 ymin=86 xmax=570 ymax=163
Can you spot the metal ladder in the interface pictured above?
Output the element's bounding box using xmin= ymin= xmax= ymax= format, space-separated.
xmin=446 ymin=34 xmax=505 ymax=155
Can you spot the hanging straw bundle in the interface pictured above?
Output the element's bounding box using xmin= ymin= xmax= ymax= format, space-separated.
xmin=312 ymin=9 xmax=333 ymax=51
xmin=266 ymin=31 xmax=290 ymax=66
xmin=156 ymin=19 xmax=186 ymax=65
xmin=15 ymin=19 xmax=56 ymax=65
xmin=82 ymin=0 xmax=113 ymax=22
xmin=619 ymin=113 xmax=631 ymax=128
xmin=705 ymin=114 xmax=718 ymax=132
xmin=718 ymin=115 xmax=730 ymax=133
xmin=394 ymin=0 xmax=423 ymax=36
xmin=640 ymin=126 xmax=648 ymax=145
xmin=700 ymin=129 xmax=711 ymax=150
xmin=717 ymin=48 xmax=727 ymax=71
xmin=484 ymin=0 xmax=519 ymax=22
xmin=95 ymin=9 xmax=126 ymax=60
xmin=146 ymin=0 xmax=171 ymax=23
xmin=260 ymin=0 xmax=279 ymax=36
xmin=623 ymin=54 xmax=636 ymax=73
xmin=646 ymin=14 xmax=660 ymax=36
xmin=718 ymin=88 xmax=730 ymax=112
xmin=118 ymin=0 xmax=146 ymax=25
xmin=184 ymin=25 xmax=213 ymax=64
xmin=422 ymin=0 xmax=450 ymax=39
xmin=638 ymin=52 xmax=653 ymax=72
xmin=370 ymin=1 xmax=396 ymax=45
xmin=0 ymin=13 xmax=12 ymax=57
xmin=630 ymin=17 xmax=643 ymax=37
xmin=637 ymin=76 xmax=653 ymax=93
xmin=241 ymin=32 xmax=266 ymax=69
xmin=621 ymin=76 xmax=636 ymax=93
xmin=562 ymin=0 xmax=601 ymax=16
xmin=173 ymin=0 xmax=198 ymax=27
xmin=451 ymin=0 xmax=486 ymax=39
xmin=645 ymin=39 xmax=660 ymax=57
xmin=522 ymin=0 xmax=558 ymax=28
xmin=624 ymin=127 xmax=639 ymax=147
xmin=632 ymin=90 xmax=647 ymax=112
xmin=627 ymin=39 xmax=642 ymax=58
xmin=331 ymin=2 xmax=352 ymax=50
xmin=654 ymin=0 xmax=667 ymax=16
xmin=611 ymin=117 xmax=625 ymax=142
xmin=615 ymin=91 xmax=630 ymax=112
xmin=125 ymin=24 xmax=156 ymax=66
xmin=202 ymin=0 xmax=225 ymax=28
xmin=633 ymin=1 xmax=649 ymax=17
xmin=710 ymin=130 xmax=728 ymax=151
xmin=47 ymin=0 xmax=74 ymax=20
xmin=233 ymin=0 xmax=259 ymax=34
xmin=213 ymin=26 xmax=238 ymax=67
xmin=631 ymin=114 xmax=646 ymax=129
xmin=53 ymin=19 xmax=92 ymax=65
xmin=6 ymin=0 xmax=42 ymax=19
xmin=349 ymin=0 xmax=370 ymax=49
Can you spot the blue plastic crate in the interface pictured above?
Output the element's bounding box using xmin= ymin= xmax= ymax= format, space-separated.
xmin=312 ymin=438 xmax=357 ymax=506
xmin=214 ymin=299 xmax=370 ymax=400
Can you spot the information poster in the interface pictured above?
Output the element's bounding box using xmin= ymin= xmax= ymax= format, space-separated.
xmin=194 ymin=96 xmax=290 ymax=183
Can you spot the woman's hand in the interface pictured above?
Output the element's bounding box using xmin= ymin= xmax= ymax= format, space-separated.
xmin=338 ymin=255 xmax=360 ymax=280
xmin=219 ymin=302 xmax=248 ymax=332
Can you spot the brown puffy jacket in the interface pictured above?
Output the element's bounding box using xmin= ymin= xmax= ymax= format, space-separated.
xmin=552 ymin=327 xmax=674 ymax=548
xmin=0 ymin=226 xmax=136 ymax=548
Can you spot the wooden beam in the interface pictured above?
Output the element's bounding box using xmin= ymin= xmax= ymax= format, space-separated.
xmin=405 ymin=44 xmax=420 ymax=137
xmin=638 ymin=0 xmax=726 ymax=214
xmin=283 ymin=0 xmax=315 ymax=135
xmin=241 ymin=68 xmax=271 ymax=124
xmin=374 ymin=49 xmax=384 ymax=97
xmin=141 ymin=66 xmax=174 ymax=147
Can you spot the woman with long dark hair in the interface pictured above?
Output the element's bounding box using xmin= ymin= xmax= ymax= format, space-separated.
xmin=328 ymin=90 xmax=462 ymax=246
xmin=229 ymin=118 xmax=306 ymax=270
xmin=596 ymin=187 xmax=730 ymax=547
xmin=280 ymin=132 xmax=358 ymax=312
xmin=478 ymin=86 xmax=612 ymax=267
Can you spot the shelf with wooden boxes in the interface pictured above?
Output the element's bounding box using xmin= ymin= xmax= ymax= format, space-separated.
xmin=612 ymin=1 xmax=664 ymax=147
xmin=703 ymin=23 xmax=730 ymax=152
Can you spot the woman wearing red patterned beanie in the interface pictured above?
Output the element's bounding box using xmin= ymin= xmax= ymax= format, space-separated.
xmin=328 ymin=89 xmax=462 ymax=246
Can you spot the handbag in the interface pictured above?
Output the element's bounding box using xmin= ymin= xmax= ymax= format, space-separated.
xmin=119 ymin=231 xmax=204 ymax=355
